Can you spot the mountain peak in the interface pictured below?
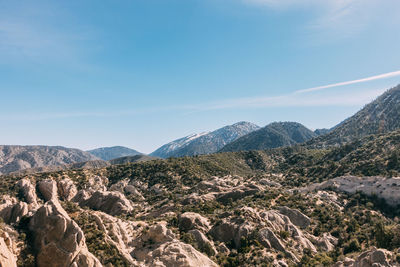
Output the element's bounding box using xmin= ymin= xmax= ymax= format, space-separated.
xmin=150 ymin=121 xmax=260 ymax=158
xmin=220 ymin=121 xmax=316 ymax=152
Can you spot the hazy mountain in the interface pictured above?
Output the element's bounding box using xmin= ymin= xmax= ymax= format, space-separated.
xmin=220 ymin=121 xmax=316 ymax=152
xmin=9 ymin=160 xmax=111 ymax=176
xmin=314 ymin=128 xmax=331 ymax=136
xmin=109 ymin=155 xmax=158 ymax=165
xmin=0 ymin=145 xmax=99 ymax=175
xmin=150 ymin=121 xmax=260 ymax=158
xmin=308 ymin=84 xmax=400 ymax=147
xmin=87 ymin=146 xmax=142 ymax=161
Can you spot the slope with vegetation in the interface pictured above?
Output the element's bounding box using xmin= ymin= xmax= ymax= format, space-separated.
xmin=308 ymin=84 xmax=400 ymax=147
xmin=220 ymin=121 xmax=316 ymax=152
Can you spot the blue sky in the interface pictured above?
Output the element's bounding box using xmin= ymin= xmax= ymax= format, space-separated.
xmin=1 ymin=0 xmax=400 ymax=153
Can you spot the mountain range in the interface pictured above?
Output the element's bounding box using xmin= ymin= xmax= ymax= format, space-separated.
xmin=150 ymin=121 xmax=260 ymax=158
xmin=2 ymin=84 xmax=400 ymax=176
xmin=0 ymin=145 xmax=99 ymax=175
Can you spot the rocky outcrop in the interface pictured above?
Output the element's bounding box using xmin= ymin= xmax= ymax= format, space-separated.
xmin=209 ymin=221 xmax=237 ymax=245
xmin=90 ymin=211 xmax=145 ymax=265
xmin=193 ymin=176 xmax=265 ymax=204
xmin=86 ymin=176 xmax=109 ymax=191
xmin=277 ymin=206 xmax=311 ymax=228
xmin=217 ymin=184 xmax=263 ymax=203
xmin=209 ymin=207 xmax=318 ymax=261
xmin=311 ymin=190 xmax=343 ymax=209
xmin=188 ymin=229 xmax=218 ymax=256
xmin=0 ymin=196 xmax=29 ymax=224
xmin=334 ymin=247 xmax=394 ymax=267
xmin=38 ymin=179 xmax=58 ymax=201
xmin=179 ymin=212 xmax=211 ymax=232
xmin=57 ymin=178 xmax=78 ymax=201
xmin=305 ymin=176 xmax=400 ymax=206
xmin=309 ymin=233 xmax=338 ymax=252
xmin=80 ymin=191 xmax=133 ymax=216
xmin=181 ymin=193 xmax=216 ymax=205
xmin=109 ymin=179 xmax=144 ymax=200
xmin=29 ymin=200 xmax=102 ymax=267
xmin=133 ymin=223 xmax=218 ymax=267
xmin=258 ymin=228 xmax=286 ymax=252
xmin=17 ymin=179 xmax=38 ymax=205
xmin=0 ymin=229 xmax=17 ymax=267
xmin=142 ymin=240 xmax=218 ymax=267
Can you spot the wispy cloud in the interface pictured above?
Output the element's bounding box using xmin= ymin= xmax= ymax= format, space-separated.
xmin=296 ymin=70 xmax=400 ymax=94
xmin=186 ymin=70 xmax=400 ymax=111
xmin=2 ymin=70 xmax=398 ymax=121
xmin=186 ymin=88 xmax=385 ymax=111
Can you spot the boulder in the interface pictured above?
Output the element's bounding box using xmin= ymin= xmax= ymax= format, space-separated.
xmin=109 ymin=179 xmax=129 ymax=193
xmin=81 ymin=191 xmax=133 ymax=216
xmin=90 ymin=211 xmax=146 ymax=265
xmin=309 ymin=233 xmax=338 ymax=252
xmin=38 ymin=179 xmax=58 ymax=201
xmin=208 ymin=218 xmax=256 ymax=248
xmin=17 ymin=179 xmax=37 ymax=205
xmin=181 ymin=193 xmax=216 ymax=205
xmin=188 ymin=229 xmax=218 ymax=256
xmin=86 ymin=176 xmax=108 ymax=191
xmin=124 ymin=185 xmax=145 ymax=200
xmin=179 ymin=212 xmax=211 ymax=232
xmin=260 ymin=210 xmax=317 ymax=253
xmin=133 ymin=223 xmax=218 ymax=267
xmin=140 ymin=223 xmax=175 ymax=245
xmin=217 ymin=184 xmax=263 ymax=203
xmin=72 ymin=190 xmax=92 ymax=203
xmin=0 ymin=196 xmax=29 ymax=224
xmin=258 ymin=228 xmax=285 ymax=252
xmin=57 ymin=178 xmax=78 ymax=201
xmin=142 ymin=240 xmax=218 ymax=267
xmin=209 ymin=221 xmax=237 ymax=244
xmin=354 ymin=248 xmax=392 ymax=267
xmin=109 ymin=179 xmax=144 ymax=200
xmin=0 ymin=230 xmax=17 ymax=267
xmin=334 ymin=248 xmax=394 ymax=267
xmin=29 ymin=199 xmax=102 ymax=267
xmin=277 ymin=206 xmax=311 ymax=228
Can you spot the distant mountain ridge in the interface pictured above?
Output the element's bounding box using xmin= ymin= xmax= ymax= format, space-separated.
xmin=109 ymin=155 xmax=158 ymax=165
xmin=220 ymin=121 xmax=316 ymax=152
xmin=150 ymin=121 xmax=260 ymax=158
xmin=308 ymin=84 xmax=400 ymax=147
xmin=87 ymin=146 xmax=142 ymax=161
xmin=0 ymin=145 xmax=99 ymax=175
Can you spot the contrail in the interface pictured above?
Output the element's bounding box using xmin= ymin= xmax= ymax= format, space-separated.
xmin=296 ymin=70 xmax=400 ymax=94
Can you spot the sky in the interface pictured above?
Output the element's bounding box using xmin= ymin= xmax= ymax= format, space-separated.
xmin=1 ymin=0 xmax=400 ymax=153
